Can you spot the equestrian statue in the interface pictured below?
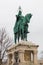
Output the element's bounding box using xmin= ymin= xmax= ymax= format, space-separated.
xmin=13 ymin=7 xmax=32 ymax=44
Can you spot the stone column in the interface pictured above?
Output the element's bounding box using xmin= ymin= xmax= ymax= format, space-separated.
xmin=33 ymin=51 xmax=38 ymax=65
xmin=12 ymin=52 xmax=15 ymax=65
xmin=19 ymin=50 xmax=25 ymax=63
xmin=7 ymin=53 xmax=13 ymax=65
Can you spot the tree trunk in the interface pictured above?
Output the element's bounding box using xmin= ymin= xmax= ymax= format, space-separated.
xmin=0 ymin=59 xmax=2 ymax=65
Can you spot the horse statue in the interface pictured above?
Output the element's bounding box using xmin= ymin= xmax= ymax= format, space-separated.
xmin=13 ymin=7 xmax=32 ymax=44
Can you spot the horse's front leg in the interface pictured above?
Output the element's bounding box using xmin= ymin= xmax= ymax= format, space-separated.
xmin=15 ymin=33 xmax=17 ymax=44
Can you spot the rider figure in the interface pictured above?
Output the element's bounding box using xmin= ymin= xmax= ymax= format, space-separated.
xmin=16 ymin=6 xmax=22 ymax=22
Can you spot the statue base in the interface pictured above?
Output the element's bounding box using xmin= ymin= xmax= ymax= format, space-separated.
xmin=7 ymin=40 xmax=39 ymax=65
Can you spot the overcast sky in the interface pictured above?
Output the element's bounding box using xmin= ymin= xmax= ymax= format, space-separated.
xmin=0 ymin=0 xmax=43 ymax=58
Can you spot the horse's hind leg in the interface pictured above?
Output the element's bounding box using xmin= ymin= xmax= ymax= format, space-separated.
xmin=24 ymin=32 xmax=27 ymax=41
xmin=18 ymin=34 xmax=19 ymax=42
xmin=22 ymin=31 xmax=24 ymax=40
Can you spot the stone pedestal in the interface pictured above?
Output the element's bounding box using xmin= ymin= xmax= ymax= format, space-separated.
xmin=7 ymin=41 xmax=39 ymax=65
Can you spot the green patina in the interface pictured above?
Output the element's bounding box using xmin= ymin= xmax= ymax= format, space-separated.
xmin=13 ymin=7 xmax=32 ymax=44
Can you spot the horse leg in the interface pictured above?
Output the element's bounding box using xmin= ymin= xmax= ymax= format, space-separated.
xmin=22 ymin=30 xmax=24 ymax=40
xmin=25 ymin=33 xmax=27 ymax=41
xmin=15 ymin=33 xmax=17 ymax=44
xmin=24 ymin=32 xmax=27 ymax=41
xmin=21 ymin=29 xmax=23 ymax=40
xmin=15 ymin=34 xmax=16 ymax=44
xmin=18 ymin=31 xmax=20 ymax=42
xmin=21 ymin=33 xmax=23 ymax=40
xmin=18 ymin=33 xmax=19 ymax=42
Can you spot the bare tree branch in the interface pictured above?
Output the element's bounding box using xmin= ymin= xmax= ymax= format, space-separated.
xmin=0 ymin=28 xmax=13 ymax=62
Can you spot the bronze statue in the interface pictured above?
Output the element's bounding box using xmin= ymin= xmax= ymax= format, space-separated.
xmin=13 ymin=7 xmax=32 ymax=44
